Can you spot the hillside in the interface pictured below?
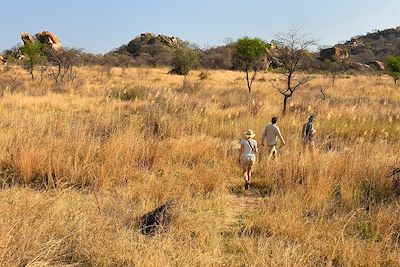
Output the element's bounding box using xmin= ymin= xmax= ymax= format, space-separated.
xmin=112 ymin=33 xmax=183 ymax=66
xmin=337 ymin=27 xmax=400 ymax=63
xmin=108 ymin=27 xmax=400 ymax=70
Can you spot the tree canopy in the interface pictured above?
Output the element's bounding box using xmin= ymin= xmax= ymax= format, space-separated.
xmin=387 ymin=55 xmax=400 ymax=84
xmin=235 ymin=37 xmax=270 ymax=93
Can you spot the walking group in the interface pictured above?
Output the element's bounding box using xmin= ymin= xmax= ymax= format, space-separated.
xmin=239 ymin=115 xmax=316 ymax=190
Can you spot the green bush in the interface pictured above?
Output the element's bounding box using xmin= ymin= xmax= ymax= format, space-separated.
xmin=169 ymin=46 xmax=198 ymax=75
xmin=387 ymin=55 xmax=400 ymax=84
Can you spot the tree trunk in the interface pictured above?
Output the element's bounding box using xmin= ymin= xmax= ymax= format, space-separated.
xmin=245 ymin=64 xmax=251 ymax=93
xmin=282 ymin=95 xmax=288 ymax=114
xmin=287 ymin=73 xmax=292 ymax=93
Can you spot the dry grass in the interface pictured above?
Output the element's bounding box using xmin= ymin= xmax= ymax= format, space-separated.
xmin=0 ymin=64 xmax=399 ymax=266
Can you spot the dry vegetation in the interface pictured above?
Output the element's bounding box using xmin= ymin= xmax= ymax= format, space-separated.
xmin=0 ymin=64 xmax=399 ymax=266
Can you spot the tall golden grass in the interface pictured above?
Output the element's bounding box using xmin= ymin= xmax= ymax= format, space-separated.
xmin=0 ymin=65 xmax=399 ymax=266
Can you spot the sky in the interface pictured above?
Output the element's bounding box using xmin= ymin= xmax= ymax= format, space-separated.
xmin=1 ymin=0 xmax=399 ymax=54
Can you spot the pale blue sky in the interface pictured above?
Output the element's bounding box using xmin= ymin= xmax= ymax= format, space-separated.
xmin=1 ymin=0 xmax=399 ymax=54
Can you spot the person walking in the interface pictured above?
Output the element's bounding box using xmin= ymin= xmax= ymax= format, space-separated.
xmin=239 ymin=129 xmax=258 ymax=190
xmin=261 ymin=117 xmax=286 ymax=160
xmin=302 ymin=115 xmax=316 ymax=150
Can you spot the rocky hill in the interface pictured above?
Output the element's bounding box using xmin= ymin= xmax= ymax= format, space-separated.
xmin=336 ymin=27 xmax=400 ymax=63
xmin=112 ymin=33 xmax=183 ymax=66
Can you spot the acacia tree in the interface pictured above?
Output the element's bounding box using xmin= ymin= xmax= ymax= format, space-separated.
xmin=272 ymin=28 xmax=317 ymax=114
xmin=387 ymin=56 xmax=400 ymax=84
xmin=235 ymin=37 xmax=270 ymax=93
xmin=20 ymin=42 xmax=46 ymax=80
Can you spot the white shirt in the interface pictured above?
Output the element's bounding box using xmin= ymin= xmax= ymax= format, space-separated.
xmin=262 ymin=123 xmax=284 ymax=146
xmin=240 ymin=139 xmax=257 ymax=157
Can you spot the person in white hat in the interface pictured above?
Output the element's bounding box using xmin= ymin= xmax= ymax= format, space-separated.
xmin=239 ymin=129 xmax=258 ymax=190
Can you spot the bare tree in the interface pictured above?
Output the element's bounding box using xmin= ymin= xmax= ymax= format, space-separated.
xmin=271 ymin=27 xmax=317 ymax=114
xmin=321 ymin=59 xmax=346 ymax=86
xmin=46 ymin=48 xmax=82 ymax=85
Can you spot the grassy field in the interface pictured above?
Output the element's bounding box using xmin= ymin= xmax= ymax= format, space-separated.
xmin=0 ymin=65 xmax=399 ymax=266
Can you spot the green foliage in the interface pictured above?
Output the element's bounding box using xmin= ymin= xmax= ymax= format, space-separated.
xmin=21 ymin=41 xmax=43 ymax=54
xmin=20 ymin=42 xmax=46 ymax=80
xmin=235 ymin=37 xmax=270 ymax=65
xmin=387 ymin=55 xmax=400 ymax=84
xmin=235 ymin=37 xmax=270 ymax=93
xmin=170 ymin=46 xmax=198 ymax=75
xmin=126 ymin=40 xmax=141 ymax=56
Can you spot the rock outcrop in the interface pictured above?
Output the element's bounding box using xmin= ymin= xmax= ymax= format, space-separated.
xmin=0 ymin=55 xmax=6 ymax=65
xmin=346 ymin=61 xmax=371 ymax=70
xmin=265 ymin=48 xmax=283 ymax=68
xmin=20 ymin=31 xmax=62 ymax=51
xmin=35 ymin=31 xmax=62 ymax=50
xmin=137 ymin=33 xmax=180 ymax=47
xmin=21 ymin=32 xmax=35 ymax=45
xmin=367 ymin=60 xmax=385 ymax=71
xmin=320 ymin=46 xmax=349 ymax=61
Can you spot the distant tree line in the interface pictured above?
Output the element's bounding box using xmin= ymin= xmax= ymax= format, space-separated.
xmin=3 ymin=31 xmax=400 ymax=83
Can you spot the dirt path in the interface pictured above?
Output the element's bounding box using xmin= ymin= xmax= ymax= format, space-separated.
xmin=220 ymin=191 xmax=267 ymax=264
xmin=223 ymin=193 xmax=265 ymax=233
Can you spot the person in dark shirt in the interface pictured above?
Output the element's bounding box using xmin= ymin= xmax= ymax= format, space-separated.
xmin=302 ymin=115 xmax=316 ymax=151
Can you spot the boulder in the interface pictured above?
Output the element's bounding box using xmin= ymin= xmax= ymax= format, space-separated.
xmin=320 ymin=46 xmax=349 ymax=61
xmin=35 ymin=31 xmax=62 ymax=51
xmin=20 ymin=32 xmax=35 ymax=45
xmin=367 ymin=60 xmax=385 ymax=71
xmin=0 ymin=55 xmax=6 ymax=65
xmin=346 ymin=61 xmax=371 ymax=70
xmin=20 ymin=31 xmax=62 ymax=51
xmin=265 ymin=48 xmax=283 ymax=68
xmin=155 ymin=34 xmax=179 ymax=46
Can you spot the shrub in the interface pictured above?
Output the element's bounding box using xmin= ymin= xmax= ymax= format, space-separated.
xmin=20 ymin=42 xmax=46 ymax=80
xmin=387 ymin=55 xmax=400 ymax=84
xmin=169 ymin=46 xmax=198 ymax=75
